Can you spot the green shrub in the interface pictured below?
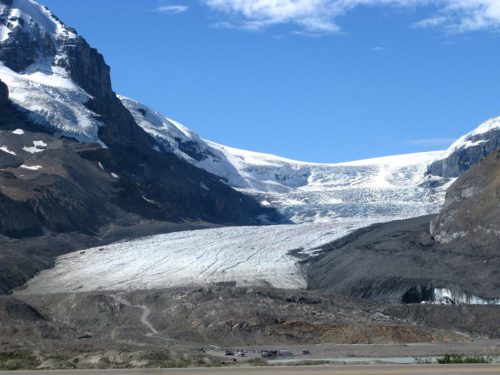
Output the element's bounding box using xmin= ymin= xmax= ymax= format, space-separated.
xmin=437 ymin=354 xmax=491 ymax=364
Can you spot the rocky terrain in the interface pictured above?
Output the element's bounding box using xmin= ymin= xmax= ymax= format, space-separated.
xmin=3 ymin=285 xmax=500 ymax=370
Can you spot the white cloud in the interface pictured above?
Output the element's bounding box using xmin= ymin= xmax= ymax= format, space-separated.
xmin=202 ymin=0 xmax=500 ymax=34
xmin=154 ymin=4 xmax=189 ymax=14
xmin=424 ymin=0 xmax=500 ymax=32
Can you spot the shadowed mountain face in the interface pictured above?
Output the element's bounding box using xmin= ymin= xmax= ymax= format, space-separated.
xmin=308 ymin=151 xmax=500 ymax=304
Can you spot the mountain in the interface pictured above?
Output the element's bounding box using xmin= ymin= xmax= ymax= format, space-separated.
xmin=1 ymin=0 xmax=499 ymax=298
xmin=0 ymin=78 xmax=7 ymax=105
xmin=308 ymin=150 xmax=500 ymax=304
xmin=0 ymin=0 xmax=278 ymax=231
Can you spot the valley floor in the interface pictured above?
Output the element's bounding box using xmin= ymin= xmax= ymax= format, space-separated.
xmin=2 ymin=285 xmax=500 ymax=370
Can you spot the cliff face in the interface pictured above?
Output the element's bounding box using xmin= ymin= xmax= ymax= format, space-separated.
xmin=431 ymin=150 xmax=500 ymax=247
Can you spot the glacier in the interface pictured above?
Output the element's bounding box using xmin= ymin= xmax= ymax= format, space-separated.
xmin=20 ymin=220 xmax=381 ymax=294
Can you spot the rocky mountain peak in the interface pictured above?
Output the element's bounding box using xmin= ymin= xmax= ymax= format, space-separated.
xmin=0 ymin=0 xmax=114 ymax=101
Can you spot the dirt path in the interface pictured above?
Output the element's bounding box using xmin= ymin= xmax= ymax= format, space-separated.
xmin=111 ymin=294 xmax=158 ymax=336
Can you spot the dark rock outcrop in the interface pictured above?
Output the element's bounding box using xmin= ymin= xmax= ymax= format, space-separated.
xmin=57 ymin=37 xmax=114 ymax=99
xmin=0 ymin=78 xmax=7 ymax=106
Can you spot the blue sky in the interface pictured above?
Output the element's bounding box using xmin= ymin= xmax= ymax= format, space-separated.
xmin=41 ymin=0 xmax=500 ymax=162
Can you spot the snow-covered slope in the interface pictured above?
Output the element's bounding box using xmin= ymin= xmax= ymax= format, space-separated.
xmin=0 ymin=0 xmax=76 ymax=43
xmin=0 ymin=0 xmax=102 ymax=143
xmin=0 ymin=63 xmax=102 ymax=143
xmin=121 ymin=97 xmax=452 ymax=223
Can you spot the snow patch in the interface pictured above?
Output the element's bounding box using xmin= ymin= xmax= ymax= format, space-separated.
xmin=0 ymin=63 xmax=102 ymax=143
xmin=12 ymin=129 xmax=24 ymax=135
xmin=22 ymin=146 xmax=43 ymax=154
xmin=33 ymin=140 xmax=47 ymax=147
xmin=20 ymin=164 xmax=42 ymax=170
xmin=23 ymin=140 xmax=46 ymax=154
xmin=0 ymin=146 xmax=16 ymax=155
xmin=200 ymin=182 xmax=209 ymax=191
xmin=142 ymin=195 xmax=160 ymax=206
